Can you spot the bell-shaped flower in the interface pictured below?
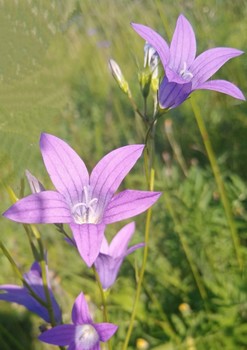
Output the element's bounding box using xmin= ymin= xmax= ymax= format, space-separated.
xmin=39 ymin=292 xmax=118 ymax=350
xmin=0 ymin=261 xmax=62 ymax=324
xmin=3 ymin=133 xmax=161 ymax=267
xmin=94 ymin=222 xmax=144 ymax=290
xmin=132 ymin=14 xmax=245 ymax=109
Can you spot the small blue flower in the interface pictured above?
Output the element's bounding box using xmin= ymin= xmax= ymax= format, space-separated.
xmin=94 ymin=222 xmax=144 ymax=290
xmin=39 ymin=292 xmax=118 ymax=350
xmin=0 ymin=261 xmax=62 ymax=324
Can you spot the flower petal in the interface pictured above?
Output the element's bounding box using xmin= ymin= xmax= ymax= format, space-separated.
xmin=94 ymin=254 xmax=117 ymax=290
xmin=0 ymin=286 xmax=49 ymax=322
xmin=91 ymin=144 xmax=144 ymax=211
xmin=90 ymin=345 xmax=100 ymax=350
xmin=158 ymin=76 xmax=192 ymax=109
xmin=100 ymin=236 xmax=109 ymax=255
xmin=40 ymin=133 xmax=89 ymax=205
xmin=169 ymin=14 xmax=196 ymax=77
xmin=67 ymin=342 xmax=77 ymax=350
xmin=39 ymin=325 xmax=75 ymax=346
xmin=94 ymin=323 xmax=118 ymax=342
xmin=126 ymin=242 xmax=145 ymax=256
xmin=70 ymin=223 xmax=105 ymax=267
xmin=71 ymin=292 xmax=92 ymax=324
xmin=195 ymin=79 xmax=246 ymax=100
xmin=131 ymin=23 xmax=170 ymax=67
xmin=103 ymin=190 xmax=161 ymax=224
xmin=191 ymin=47 xmax=244 ymax=87
xmin=108 ymin=222 xmax=135 ymax=258
xmin=3 ymin=191 xmax=72 ymax=224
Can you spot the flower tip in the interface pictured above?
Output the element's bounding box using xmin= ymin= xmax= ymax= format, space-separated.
xmin=39 ymin=132 xmax=49 ymax=148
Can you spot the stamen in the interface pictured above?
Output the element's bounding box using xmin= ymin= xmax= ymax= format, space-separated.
xmin=71 ymin=186 xmax=99 ymax=224
xmin=75 ymin=324 xmax=99 ymax=349
xmin=179 ymin=62 xmax=193 ymax=80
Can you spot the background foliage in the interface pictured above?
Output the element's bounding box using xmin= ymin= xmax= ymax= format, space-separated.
xmin=0 ymin=1 xmax=247 ymax=349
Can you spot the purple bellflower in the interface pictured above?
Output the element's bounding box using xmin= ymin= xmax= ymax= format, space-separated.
xmin=94 ymin=222 xmax=144 ymax=290
xmin=0 ymin=261 xmax=62 ymax=324
xmin=132 ymin=14 xmax=245 ymax=109
xmin=39 ymin=292 xmax=118 ymax=350
xmin=3 ymin=133 xmax=161 ymax=267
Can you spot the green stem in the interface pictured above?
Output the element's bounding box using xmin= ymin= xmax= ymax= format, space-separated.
xmin=29 ymin=226 xmax=66 ymax=350
xmin=93 ymin=266 xmax=112 ymax=350
xmin=122 ymin=168 xmax=155 ymax=350
xmin=30 ymin=225 xmax=57 ymax=327
xmin=127 ymin=92 xmax=146 ymax=122
xmin=55 ymin=224 xmax=74 ymax=244
xmin=0 ymin=240 xmax=47 ymax=307
xmin=190 ymin=97 xmax=242 ymax=269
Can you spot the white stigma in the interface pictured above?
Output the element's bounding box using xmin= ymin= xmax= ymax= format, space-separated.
xmin=179 ymin=62 xmax=193 ymax=80
xmin=75 ymin=324 xmax=99 ymax=350
xmin=71 ymin=186 xmax=99 ymax=224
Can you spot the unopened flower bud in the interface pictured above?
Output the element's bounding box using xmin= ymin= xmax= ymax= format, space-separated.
xmin=25 ymin=169 xmax=45 ymax=194
xmin=138 ymin=69 xmax=152 ymax=99
xmin=144 ymin=42 xmax=159 ymax=92
xmin=108 ymin=59 xmax=131 ymax=96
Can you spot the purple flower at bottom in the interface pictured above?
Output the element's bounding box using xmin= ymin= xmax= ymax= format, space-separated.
xmin=94 ymin=222 xmax=144 ymax=290
xmin=3 ymin=133 xmax=161 ymax=267
xmin=0 ymin=261 xmax=62 ymax=324
xmin=39 ymin=292 xmax=118 ymax=350
xmin=132 ymin=14 xmax=245 ymax=109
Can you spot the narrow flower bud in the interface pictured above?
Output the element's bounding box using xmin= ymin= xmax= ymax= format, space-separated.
xmin=140 ymin=43 xmax=159 ymax=98
xmin=25 ymin=169 xmax=45 ymax=193
xmin=108 ymin=59 xmax=131 ymax=96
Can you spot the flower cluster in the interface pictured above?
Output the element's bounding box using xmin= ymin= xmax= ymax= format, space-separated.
xmin=1 ymin=132 xmax=161 ymax=348
xmin=1 ymin=12 xmax=245 ymax=350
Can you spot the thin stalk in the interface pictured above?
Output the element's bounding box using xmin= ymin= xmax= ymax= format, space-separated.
xmin=30 ymin=226 xmax=66 ymax=350
xmin=122 ymin=168 xmax=155 ymax=350
xmin=0 ymin=240 xmax=47 ymax=307
xmin=93 ymin=266 xmax=112 ymax=350
xmin=30 ymin=225 xmax=56 ymax=327
xmin=55 ymin=224 xmax=74 ymax=244
xmin=127 ymin=92 xmax=146 ymax=122
xmin=190 ymin=97 xmax=242 ymax=269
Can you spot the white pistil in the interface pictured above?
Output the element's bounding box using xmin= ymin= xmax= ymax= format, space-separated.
xmin=75 ymin=324 xmax=99 ymax=349
xmin=71 ymin=186 xmax=99 ymax=224
xmin=179 ymin=62 xmax=193 ymax=80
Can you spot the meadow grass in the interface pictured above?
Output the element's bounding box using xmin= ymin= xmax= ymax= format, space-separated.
xmin=0 ymin=1 xmax=247 ymax=349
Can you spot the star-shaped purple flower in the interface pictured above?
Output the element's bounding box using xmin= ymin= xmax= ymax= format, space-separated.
xmin=39 ymin=292 xmax=118 ymax=350
xmin=132 ymin=14 xmax=245 ymax=109
xmin=0 ymin=261 xmax=62 ymax=324
xmin=3 ymin=133 xmax=161 ymax=267
xmin=94 ymin=222 xmax=144 ymax=290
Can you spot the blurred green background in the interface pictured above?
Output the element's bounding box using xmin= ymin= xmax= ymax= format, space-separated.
xmin=0 ymin=0 xmax=247 ymax=349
